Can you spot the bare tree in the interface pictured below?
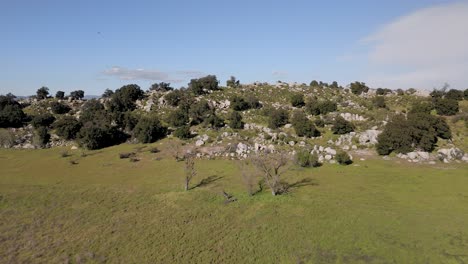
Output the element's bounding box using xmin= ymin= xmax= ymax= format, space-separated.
xmin=237 ymin=159 xmax=258 ymax=196
xmin=184 ymin=152 xmax=196 ymax=191
xmin=251 ymin=150 xmax=290 ymax=196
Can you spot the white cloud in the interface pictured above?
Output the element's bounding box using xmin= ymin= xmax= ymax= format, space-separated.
xmin=272 ymin=71 xmax=288 ymax=79
xmin=103 ymin=66 xmax=204 ymax=83
xmin=362 ymin=2 xmax=468 ymax=89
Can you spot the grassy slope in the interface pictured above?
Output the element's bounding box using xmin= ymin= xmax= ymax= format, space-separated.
xmin=1 ymin=142 xmax=468 ymax=263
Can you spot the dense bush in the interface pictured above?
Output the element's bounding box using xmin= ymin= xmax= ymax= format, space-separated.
xmin=228 ymin=111 xmax=244 ymax=129
xmin=50 ymin=101 xmax=71 ymax=114
xmin=231 ymin=95 xmax=261 ymax=111
xmin=55 ymin=91 xmax=65 ymax=99
xmin=33 ymin=126 xmax=50 ymax=148
xmin=230 ymin=96 xmax=249 ymax=111
xmin=290 ymin=110 xmax=320 ymax=138
xmin=133 ymin=116 xmax=167 ymax=143
xmin=331 ymin=116 xmax=354 ymax=134
xmin=54 ymin=116 xmax=82 ymax=140
xmin=305 ymin=100 xmax=337 ymax=115
xmin=290 ymin=94 xmax=305 ymax=107
xmin=434 ymin=98 xmax=459 ymax=116
xmin=372 ymin=96 xmax=386 ymax=108
xmin=36 ymin=87 xmax=49 ymax=100
xmin=226 ymin=76 xmax=240 ymax=88
xmin=376 ymin=88 xmax=392 ymax=95
xmin=350 ymin=82 xmax=369 ymax=95
xmin=164 ymin=89 xmax=186 ymax=107
xmin=107 ymin=84 xmax=144 ymax=113
xmin=189 ymin=75 xmax=219 ymax=95
xmin=80 ymin=100 xmax=110 ymax=125
xmin=0 ymin=95 xmax=25 ymax=128
xmin=167 ymin=109 xmax=189 ymax=127
xmin=409 ymin=100 xmax=433 ymax=114
xmin=31 ymin=113 xmax=55 ymax=128
xmin=445 ymin=89 xmax=464 ymax=101
xmin=295 ymin=150 xmax=320 ymax=167
xmin=78 ymin=124 xmax=127 ymax=150
xmin=173 ymin=125 xmax=192 ymax=139
xmin=336 ymin=151 xmax=352 ymax=165
xmin=314 ymin=118 xmax=325 ymax=128
xmin=150 ymin=82 xmax=173 ymax=92
xmin=189 ymin=100 xmax=212 ymax=125
xmin=464 ymin=89 xmax=468 ymax=100
xmin=268 ymin=108 xmax=289 ymax=129
xmin=70 ymin=90 xmax=85 ymax=100
xmin=203 ymin=113 xmax=224 ymax=129
xmin=376 ymin=113 xmax=452 ymax=155
xmin=102 ymin=89 xmax=114 ymax=98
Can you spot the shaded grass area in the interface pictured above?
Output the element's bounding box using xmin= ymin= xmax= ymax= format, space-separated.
xmin=1 ymin=144 xmax=468 ymax=263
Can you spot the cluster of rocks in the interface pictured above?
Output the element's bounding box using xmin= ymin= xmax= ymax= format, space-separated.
xmin=395 ymin=148 xmax=468 ymax=164
xmin=339 ymin=112 xmax=367 ymax=122
xmin=437 ymin=148 xmax=467 ymax=163
xmin=311 ymin=145 xmax=352 ymax=164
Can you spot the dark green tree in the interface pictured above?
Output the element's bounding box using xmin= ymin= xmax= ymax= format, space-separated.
xmin=55 ymin=91 xmax=65 ymax=99
xmin=54 ymin=116 xmax=82 ymax=140
xmin=228 ymin=111 xmax=244 ymax=129
xmin=69 ymin=90 xmax=85 ymax=100
xmin=350 ymin=82 xmax=369 ymax=95
xmin=290 ymin=94 xmax=305 ymax=107
xmin=133 ymin=116 xmax=167 ymax=143
xmin=36 ymin=87 xmax=49 ymax=100
xmin=331 ymin=116 xmax=354 ymax=134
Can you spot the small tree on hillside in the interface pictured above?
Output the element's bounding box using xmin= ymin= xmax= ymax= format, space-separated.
xmin=226 ymin=76 xmax=240 ymax=88
xmin=228 ymin=111 xmax=244 ymax=129
xmin=268 ymin=108 xmax=289 ymax=129
xmin=290 ymin=94 xmax=305 ymax=107
xmin=350 ymin=82 xmax=369 ymax=95
xmin=434 ymin=98 xmax=459 ymax=116
xmin=70 ymin=90 xmax=85 ymax=100
xmin=331 ymin=116 xmax=354 ymax=134
xmin=183 ymin=152 xmax=196 ymax=191
xmin=36 ymin=87 xmax=49 ymax=100
xmin=251 ymin=151 xmax=290 ymax=196
xmin=133 ymin=116 xmax=167 ymax=143
xmin=55 ymin=91 xmax=65 ymax=99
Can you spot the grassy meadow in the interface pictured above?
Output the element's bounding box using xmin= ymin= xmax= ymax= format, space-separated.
xmin=1 ymin=141 xmax=468 ymax=263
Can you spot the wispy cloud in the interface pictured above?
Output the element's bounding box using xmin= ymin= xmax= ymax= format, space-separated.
xmin=103 ymin=66 xmax=204 ymax=83
xmin=361 ymin=2 xmax=468 ymax=89
xmin=272 ymin=71 xmax=288 ymax=79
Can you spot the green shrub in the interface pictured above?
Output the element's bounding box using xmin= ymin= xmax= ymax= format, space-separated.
xmin=445 ymin=89 xmax=464 ymax=101
xmin=434 ymin=98 xmax=459 ymax=116
xmin=268 ymin=108 xmax=289 ymax=129
xmin=230 ymin=96 xmax=249 ymax=111
xmin=350 ymin=82 xmax=369 ymax=95
xmin=314 ymin=119 xmax=325 ymax=128
xmin=203 ymin=113 xmax=224 ymax=129
xmin=50 ymin=101 xmax=71 ymax=114
xmin=331 ymin=116 xmax=354 ymax=134
xmin=133 ymin=116 xmax=167 ymax=143
xmin=0 ymin=100 xmax=25 ymax=128
xmin=107 ymin=84 xmax=144 ymax=113
xmin=290 ymin=94 xmax=305 ymax=107
xmin=189 ymin=100 xmax=212 ymax=125
xmin=291 ymin=110 xmax=320 ymax=137
xmin=173 ymin=125 xmax=192 ymax=139
xmin=31 ymin=113 xmax=55 ymax=128
xmin=167 ymin=109 xmax=189 ymax=127
xmin=78 ymin=124 xmax=127 ymax=150
xmin=295 ymin=150 xmax=320 ymax=167
xmin=372 ymin=96 xmax=386 ymax=108
xmin=33 ymin=126 xmax=50 ymax=148
xmin=336 ymin=151 xmax=352 ymax=165
xmin=189 ymin=75 xmax=219 ymax=95
xmin=376 ymin=113 xmax=452 ymax=155
xmin=228 ymin=111 xmax=244 ymax=129
xmin=54 ymin=116 xmax=82 ymax=140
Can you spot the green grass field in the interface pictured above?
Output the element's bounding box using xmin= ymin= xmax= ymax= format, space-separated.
xmin=1 ymin=142 xmax=468 ymax=263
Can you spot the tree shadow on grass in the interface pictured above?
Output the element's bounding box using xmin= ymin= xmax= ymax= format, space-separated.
xmin=287 ymin=178 xmax=319 ymax=189
xmin=192 ymin=175 xmax=224 ymax=189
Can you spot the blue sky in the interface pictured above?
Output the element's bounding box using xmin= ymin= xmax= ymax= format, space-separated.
xmin=1 ymin=0 xmax=467 ymax=95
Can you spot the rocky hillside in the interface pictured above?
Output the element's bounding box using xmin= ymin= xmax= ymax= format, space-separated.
xmin=1 ymin=79 xmax=467 ymax=165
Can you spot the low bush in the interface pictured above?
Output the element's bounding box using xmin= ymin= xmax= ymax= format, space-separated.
xmin=173 ymin=125 xmax=192 ymax=139
xmin=331 ymin=116 xmax=354 ymax=134
xmin=119 ymin=152 xmax=136 ymax=159
xmin=290 ymin=94 xmax=305 ymax=107
xmin=336 ymin=151 xmax=352 ymax=165
xmin=50 ymin=101 xmax=71 ymax=114
xmin=133 ymin=116 xmax=167 ymax=143
xmin=31 ymin=113 xmax=55 ymax=128
xmin=295 ymin=150 xmax=320 ymax=168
